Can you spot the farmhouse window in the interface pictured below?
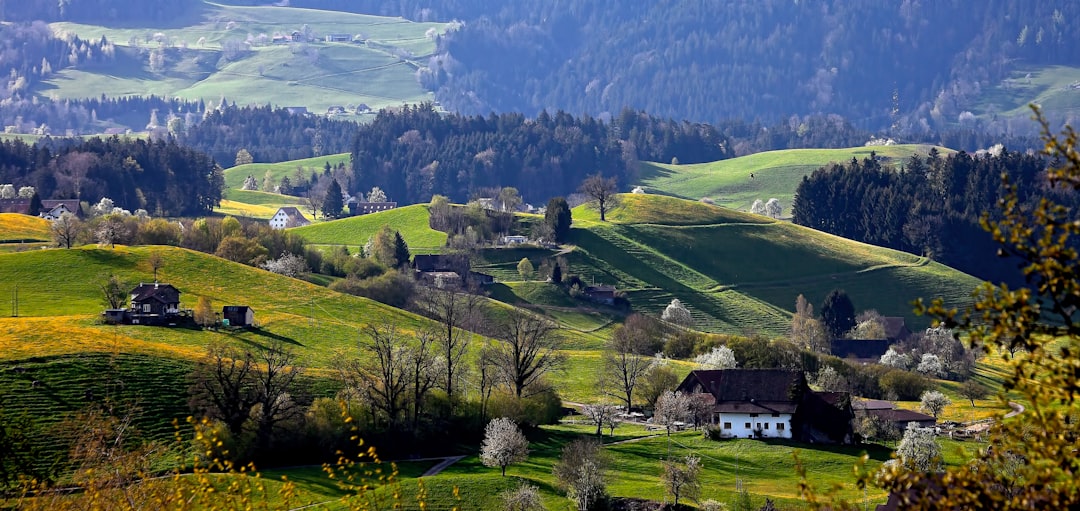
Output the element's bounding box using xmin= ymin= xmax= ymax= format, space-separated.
xmin=143 ymin=304 xmax=151 ymax=313
xmin=744 ymin=422 xmax=751 ymax=429
xmin=764 ymin=423 xmax=769 ymax=430
xmin=777 ymin=423 xmax=785 ymax=431
xmin=723 ymin=422 xmax=731 ymax=429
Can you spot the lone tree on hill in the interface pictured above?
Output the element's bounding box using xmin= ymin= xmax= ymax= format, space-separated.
xmin=50 ymin=212 xmax=83 ymax=249
xmin=480 ymin=417 xmax=529 ymax=476
xmin=545 ymin=197 xmax=572 ymax=242
xmin=579 ymin=174 xmax=620 ymax=222
xmin=820 ymin=289 xmax=855 ymax=339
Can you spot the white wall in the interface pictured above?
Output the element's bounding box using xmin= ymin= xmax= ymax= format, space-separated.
xmin=714 ymin=412 xmax=792 ymax=439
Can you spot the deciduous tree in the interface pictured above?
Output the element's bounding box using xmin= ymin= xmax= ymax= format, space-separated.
xmin=918 ymin=390 xmax=951 ymax=419
xmin=50 ymin=212 xmax=83 ymax=249
xmin=480 ymin=417 xmax=529 ymax=476
xmin=601 ymin=321 xmax=653 ymax=412
xmin=662 ymin=454 xmax=701 ymax=506
xmin=662 ymin=298 xmax=693 ymax=328
xmin=579 ymin=174 xmax=620 ymax=222
xmin=653 ymin=390 xmax=690 ymax=436
xmin=553 ymin=438 xmax=607 ymax=511
xmin=490 ymin=311 xmax=566 ymax=398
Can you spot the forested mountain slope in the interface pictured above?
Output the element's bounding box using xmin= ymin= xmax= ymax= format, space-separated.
xmin=284 ymin=0 xmax=1080 ymax=134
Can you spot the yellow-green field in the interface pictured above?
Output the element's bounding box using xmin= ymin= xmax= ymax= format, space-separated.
xmin=0 ymin=213 xmax=52 ymax=241
xmin=638 ymin=144 xmax=951 ymax=216
xmin=293 ymin=204 xmax=448 ymax=253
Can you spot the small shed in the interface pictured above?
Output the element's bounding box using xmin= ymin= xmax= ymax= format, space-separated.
xmin=222 ymin=306 xmax=254 ymax=327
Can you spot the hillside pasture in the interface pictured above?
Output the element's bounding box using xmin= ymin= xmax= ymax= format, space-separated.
xmin=44 ymin=2 xmax=449 ymax=113
xmin=224 ymin=153 xmax=352 ymax=189
xmin=638 ymin=144 xmax=950 ymax=216
xmin=0 ymin=213 xmax=52 ymax=242
xmin=974 ymin=65 xmax=1080 ymax=120
xmin=293 ymin=204 xmax=447 ymax=253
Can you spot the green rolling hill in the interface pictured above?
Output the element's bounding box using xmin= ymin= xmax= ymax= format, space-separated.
xmin=41 ymin=2 xmax=449 ymax=114
xmin=637 ymin=144 xmax=951 ymax=216
xmin=291 ymin=204 xmax=447 ymax=253
xmin=562 ymin=194 xmax=980 ymax=335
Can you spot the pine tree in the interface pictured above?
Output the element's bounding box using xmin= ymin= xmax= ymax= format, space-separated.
xmin=322 ymin=180 xmax=344 ymax=219
xmin=392 ymin=231 xmax=411 ymax=268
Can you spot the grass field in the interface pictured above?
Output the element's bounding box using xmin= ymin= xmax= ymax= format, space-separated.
xmin=0 ymin=213 xmax=52 ymax=242
xmin=292 ymin=204 xmax=447 ymax=253
xmin=225 ymin=153 xmax=352 ymax=189
xmin=566 ymin=195 xmax=981 ymax=335
xmin=42 ymin=2 xmax=449 ymax=114
xmin=638 ymin=144 xmax=951 ymax=216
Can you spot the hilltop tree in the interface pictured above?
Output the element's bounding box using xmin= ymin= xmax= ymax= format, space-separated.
xmin=579 ymin=174 xmax=620 ymax=222
xmin=545 ymin=197 xmax=572 ymax=242
xmin=50 ymin=212 xmax=83 ymax=249
xmin=235 ymin=148 xmax=253 ymax=166
xmin=480 ymin=417 xmax=529 ymax=476
xmin=820 ymin=289 xmax=855 ymax=339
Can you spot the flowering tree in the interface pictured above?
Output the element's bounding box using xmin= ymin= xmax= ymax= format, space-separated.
xmin=480 ymin=417 xmax=529 ymax=476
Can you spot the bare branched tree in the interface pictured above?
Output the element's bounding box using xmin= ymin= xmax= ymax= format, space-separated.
xmin=187 ymin=341 xmax=258 ymax=436
xmin=251 ymin=341 xmax=304 ymax=450
xmin=51 ymin=212 xmax=83 ymax=249
xmin=415 ymin=286 xmax=482 ymax=410
xmin=490 ymin=311 xmax=566 ymax=398
xmin=578 ymin=174 xmax=620 ymax=222
xmin=601 ymin=322 xmax=653 ymax=412
xmin=338 ymin=323 xmax=410 ymax=428
xmin=581 ymin=404 xmax=620 ymax=437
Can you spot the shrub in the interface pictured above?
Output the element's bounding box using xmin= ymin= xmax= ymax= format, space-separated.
xmin=879 ymin=369 xmax=929 ymax=401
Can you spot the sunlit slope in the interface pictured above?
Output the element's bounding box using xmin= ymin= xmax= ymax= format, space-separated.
xmin=568 ymin=194 xmax=980 ymax=335
xmin=44 ymin=2 xmax=449 ymax=113
xmin=638 ymin=144 xmax=951 ymax=216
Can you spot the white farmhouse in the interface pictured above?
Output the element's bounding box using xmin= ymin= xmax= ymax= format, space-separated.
xmin=676 ymin=369 xmax=854 ymax=443
xmin=269 ymin=207 xmax=311 ymax=230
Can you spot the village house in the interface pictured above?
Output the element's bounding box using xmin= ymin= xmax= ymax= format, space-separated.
xmin=676 ymin=369 xmax=855 ymax=443
xmin=40 ymin=200 xmax=83 ymax=220
xmin=103 ymin=283 xmax=185 ymax=326
xmin=324 ymin=33 xmax=351 ymax=42
xmin=269 ymin=207 xmax=311 ymax=229
xmin=501 ymin=235 xmax=529 ymax=245
xmin=583 ymin=285 xmax=617 ymax=305
xmin=0 ymin=198 xmax=31 ymax=215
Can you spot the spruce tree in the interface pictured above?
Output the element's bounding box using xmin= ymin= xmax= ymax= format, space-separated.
xmin=544 ymin=197 xmax=572 ymax=242
xmin=322 ymin=180 xmax=344 ymax=219
xmin=393 ymin=231 xmax=411 ymax=268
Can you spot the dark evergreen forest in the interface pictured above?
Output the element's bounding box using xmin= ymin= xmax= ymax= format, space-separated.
xmin=790 ymin=149 xmax=1076 ymax=284
xmin=0 ymin=137 xmax=222 ymax=216
xmin=0 ymin=0 xmax=197 ymax=24
xmin=348 ymin=104 xmax=729 ymax=204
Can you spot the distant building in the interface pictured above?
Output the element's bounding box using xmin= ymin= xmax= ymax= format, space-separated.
xmin=222 ymin=306 xmax=254 ymax=327
xmin=347 ymin=199 xmax=397 ymax=216
xmin=325 ymin=33 xmax=351 ymax=42
xmin=583 ymin=285 xmax=616 ymax=305
xmin=269 ymin=207 xmax=311 ymax=229
xmin=326 ymin=106 xmax=346 ymax=115
xmin=852 ymin=399 xmax=936 ymax=429
xmin=501 ymin=235 xmax=529 ymax=245
xmin=831 ymin=338 xmax=893 ymax=361
xmin=0 ymin=198 xmax=31 ymax=215
xmin=290 ymin=31 xmax=304 ymax=42
xmin=881 ymin=316 xmax=913 ymax=342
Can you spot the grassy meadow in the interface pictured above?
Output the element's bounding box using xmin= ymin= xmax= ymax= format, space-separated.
xmin=973 ymin=65 xmax=1080 ymax=120
xmin=42 ymin=2 xmax=449 ymax=113
xmin=224 ymin=153 xmax=352 ymax=189
xmin=565 ymin=195 xmax=980 ymax=335
xmin=638 ymin=144 xmax=950 ymax=216
xmin=0 ymin=213 xmax=52 ymax=242
xmin=293 ymin=204 xmax=448 ymax=253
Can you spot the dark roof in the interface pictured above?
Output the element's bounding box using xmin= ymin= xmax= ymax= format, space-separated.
xmin=866 ymin=408 xmax=936 ymax=424
xmin=130 ymin=283 xmax=180 ymax=304
xmin=41 ymin=200 xmax=82 ymax=215
xmin=0 ymin=198 xmax=31 ymax=214
xmin=223 ymin=305 xmax=253 ymax=313
xmin=831 ymin=338 xmax=892 ymax=360
xmin=677 ymin=369 xmax=807 ymax=413
xmin=853 ymin=399 xmax=896 ymax=410
xmin=881 ymin=317 xmax=912 ymax=341
xmin=412 ymin=254 xmax=468 ymax=273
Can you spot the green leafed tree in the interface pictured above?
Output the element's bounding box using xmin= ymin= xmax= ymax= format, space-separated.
xmin=545 ymin=197 xmax=572 ymax=242
xmin=322 ymin=179 xmax=344 ymax=219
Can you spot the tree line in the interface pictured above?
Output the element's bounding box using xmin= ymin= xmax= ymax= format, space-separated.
xmin=0 ymin=136 xmax=222 ymax=216
xmin=0 ymin=0 xmax=196 ymax=23
xmin=349 ymin=103 xmax=729 ymax=204
xmin=791 ymin=148 xmax=1075 ymax=284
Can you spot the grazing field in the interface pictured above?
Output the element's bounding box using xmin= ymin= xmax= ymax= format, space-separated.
xmin=566 ymin=195 xmax=980 ymax=335
xmin=224 ymin=153 xmax=352 ymax=190
xmin=292 ymin=204 xmax=447 ymax=253
xmin=43 ymin=3 xmax=449 ymax=114
xmin=638 ymin=144 xmax=951 ymax=216
xmin=0 ymin=213 xmax=52 ymax=242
